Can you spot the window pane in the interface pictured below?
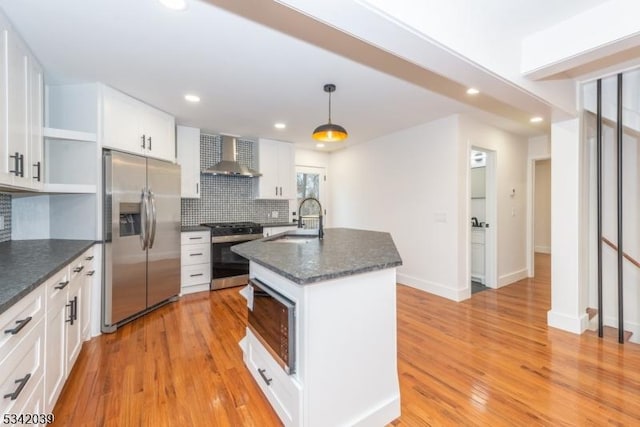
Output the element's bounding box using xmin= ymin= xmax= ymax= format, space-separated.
xmin=297 ymin=172 xmax=320 ymax=217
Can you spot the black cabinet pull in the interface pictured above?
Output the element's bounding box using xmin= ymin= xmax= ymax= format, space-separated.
xmin=147 ymin=136 xmax=152 ymax=150
xmin=189 ymin=237 xmax=202 ymax=240
xmin=141 ymin=134 xmax=146 ymax=149
xmin=196 ymin=183 xmax=199 ymax=194
xmin=86 ymin=270 xmax=96 ymax=276
xmin=189 ymin=273 xmax=203 ymax=277
xmin=3 ymin=373 xmax=31 ymax=401
xmin=9 ymin=152 xmax=19 ymax=176
xmin=258 ymin=368 xmax=272 ymax=386
xmin=73 ymin=296 xmax=78 ymax=322
xmin=54 ymin=280 xmax=69 ymax=290
xmin=33 ymin=161 xmax=41 ymax=182
xmin=66 ymin=300 xmax=74 ymax=325
xmin=4 ymin=317 xmax=32 ymax=335
xmin=189 ymin=253 xmax=203 ymax=256
xmin=85 ymin=256 xmax=94 ymax=261
xmin=18 ymin=154 xmax=24 ymax=177
xmin=73 ymin=266 xmax=84 ymax=273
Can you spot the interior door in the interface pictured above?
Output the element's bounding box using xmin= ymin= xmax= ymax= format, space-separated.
xmin=146 ymin=157 xmax=181 ymax=307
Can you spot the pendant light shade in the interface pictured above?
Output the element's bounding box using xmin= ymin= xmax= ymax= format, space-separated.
xmin=312 ymin=83 xmax=348 ymax=142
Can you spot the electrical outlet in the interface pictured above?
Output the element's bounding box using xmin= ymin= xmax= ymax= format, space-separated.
xmin=0 ymin=215 xmax=4 ymax=231
xmin=272 ymin=211 xmax=279 ymax=219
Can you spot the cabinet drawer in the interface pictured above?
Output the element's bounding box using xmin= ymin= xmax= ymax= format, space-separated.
xmin=246 ymin=329 xmax=300 ymax=426
xmin=181 ymin=231 xmax=210 ymax=245
xmin=0 ymin=319 xmax=44 ymax=415
xmin=0 ymin=287 xmax=44 ymax=365
xmin=181 ymin=264 xmax=211 ymax=287
xmin=181 ymin=243 xmax=210 ymax=266
xmin=45 ymin=266 xmax=70 ymax=307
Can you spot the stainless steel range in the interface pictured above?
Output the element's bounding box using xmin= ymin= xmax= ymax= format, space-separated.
xmin=201 ymin=222 xmax=263 ymax=290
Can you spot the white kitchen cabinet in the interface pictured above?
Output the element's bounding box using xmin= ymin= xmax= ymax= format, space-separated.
xmin=43 ymin=248 xmax=92 ymax=413
xmin=471 ymin=229 xmax=485 ymax=283
xmin=0 ymin=285 xmax=45 ymax=418
xmin=102 ymin=85 xmax=176 ymax=162
xmin=0 ymin=10 xmax=44 ymax=191
xmin=176 ymin=125 xmax=201 ymax=198
xmin=81 ymin=249 xmax=96 ymax=341
xmin=180 ymin=231 xmax=211 ymax=294
xmin=255 ymin=138 xmax=295 ymax=199
xmin=28 ymin=55 xmax=44 ymax=190
xmin=43 ymin=266 xmax=70 ymax=412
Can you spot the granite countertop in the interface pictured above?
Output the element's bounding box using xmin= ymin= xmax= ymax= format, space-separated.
xmin=0 ymin=239 xmax=95 ymax=315
xmin=181 ymin=225 xmax=211 ymax=232
xmin=232 ymin=228 xmax=402 ymax=285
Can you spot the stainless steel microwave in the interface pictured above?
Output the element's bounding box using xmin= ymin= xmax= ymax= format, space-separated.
xmin=248 ymin=278 xmax=296 ymax=374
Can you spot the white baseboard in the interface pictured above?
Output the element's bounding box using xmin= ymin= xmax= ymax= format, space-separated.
xmin=535 ymin=245 xmax=551 ymax=254
xmin=352 ymin=395 xmax=400 ymax=427
xmin=397 ymin=273 xmax=469 ymax=301
xmin=547 ymin=310 xmax=588 ymax=334
xmin=498 ymin=268 xmax=528 ymax=287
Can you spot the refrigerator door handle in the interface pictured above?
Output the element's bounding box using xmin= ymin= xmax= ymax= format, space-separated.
xmin=140 ymin=189 xmax=149 ymax=250
xmin=148 ymin=190 xmax=158 ymax=248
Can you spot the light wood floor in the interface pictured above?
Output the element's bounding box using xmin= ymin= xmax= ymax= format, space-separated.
xmin=53 ymin=254 xmax=640 ymax=426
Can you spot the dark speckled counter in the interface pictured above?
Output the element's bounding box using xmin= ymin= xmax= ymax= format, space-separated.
xmin=231 ymin=228 xmax=402 ymax=285
xmin=0 ymin=239 xmax=95 ymax=315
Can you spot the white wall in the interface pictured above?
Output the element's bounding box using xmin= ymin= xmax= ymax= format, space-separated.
xmin=329 ymin=116 xmax=467 ymax=300
xmin=534 ymin=159 xmax=551 ymax=253
xmin=458 ymin=116 xmax=529 ymax=287
xmin=528 ymin=134 xmax=550 ymax=158
xmin=548 ymin=118 xmax=589 ymax=333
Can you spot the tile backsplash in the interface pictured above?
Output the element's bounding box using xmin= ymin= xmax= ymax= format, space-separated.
xmin=0 ymin=194 xmax=11 ymax=242
xmin=181 ymin=134 xmax=289 ymax=226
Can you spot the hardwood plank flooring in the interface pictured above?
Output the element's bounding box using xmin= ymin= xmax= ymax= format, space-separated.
xmin=53 ymin=254 xmax=640 ymax=426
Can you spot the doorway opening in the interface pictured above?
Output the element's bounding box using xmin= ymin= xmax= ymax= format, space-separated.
xmin=295 ymin=166 xmax=326 ymax=229
xmin=528 ymin=158 xmax=552 ymax=277
xmin=470 ymin=147 xmax=497 ymax=294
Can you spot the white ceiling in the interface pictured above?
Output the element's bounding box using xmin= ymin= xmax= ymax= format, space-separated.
xmin=0 ymin=0 xmax=609 ymax=151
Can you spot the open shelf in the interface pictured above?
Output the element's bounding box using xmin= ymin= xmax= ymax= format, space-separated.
xmin=43 ymin=127 xmax=97 ymax=143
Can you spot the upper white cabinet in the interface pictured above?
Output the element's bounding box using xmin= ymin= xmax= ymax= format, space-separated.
xmin=0 ymin=12 xmax=44 ymax=191
xmin=176 ymin=125 xmax=201 ymax=198
xmin=102 ymin=85 xmax=175 ymax=162
xmin=255 ymin=138 xmax=295 ymax=199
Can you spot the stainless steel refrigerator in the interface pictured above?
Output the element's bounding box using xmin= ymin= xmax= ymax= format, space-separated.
xmin=102 ymin=150 xmax=181 ymax=333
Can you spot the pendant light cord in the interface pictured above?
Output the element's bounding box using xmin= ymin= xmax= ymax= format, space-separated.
xmin=327 ymin=91 xmax=332 ymax=124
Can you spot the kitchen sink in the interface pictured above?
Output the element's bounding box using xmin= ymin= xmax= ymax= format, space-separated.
xmin=265 ymin=232 xmax=318 ymax=244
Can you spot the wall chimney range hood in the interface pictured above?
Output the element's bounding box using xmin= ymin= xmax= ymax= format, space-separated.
xmin=203 ymin=135 xmax=261 ymax=177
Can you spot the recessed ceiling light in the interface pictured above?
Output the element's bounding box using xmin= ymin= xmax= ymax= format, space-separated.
xmin=158 ymin=0 xmax=188 ymax=11
xmin=274 ymin=123 xmax=286 ymax=129
xmin=316 ymin=143 xmax=325 ymax=148
xmin=530 ymin=116 xmax=543 ymax=123
xmin=184 ymin=94 xmax=200 ymax=103
xmin=466 ymin=88 xmax=480 ymax=95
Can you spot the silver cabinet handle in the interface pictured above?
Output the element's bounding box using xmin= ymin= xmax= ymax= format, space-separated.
xmin=140 ymin=189 xmax=148 ymax=250
xmin=258 ymin=368 xmax=272 ymax=385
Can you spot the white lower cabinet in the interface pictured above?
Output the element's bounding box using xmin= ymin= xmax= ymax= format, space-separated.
xmin=180 ymin=231 xmax=211 ymax=294
xmin=245 ymin=329 xmax=301 ymax=426
xmin=43 ymin=246 xmax=93 ymax=413
xmin=0 ymin=286 xmax=45 ymax=418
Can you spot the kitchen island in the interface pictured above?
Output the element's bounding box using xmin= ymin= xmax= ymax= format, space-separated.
xmin=232 ymin=228 xmax=402 ymax=427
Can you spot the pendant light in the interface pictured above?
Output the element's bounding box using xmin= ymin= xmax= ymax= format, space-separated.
xmin=312 ymin=83 xmax=348 ymax=142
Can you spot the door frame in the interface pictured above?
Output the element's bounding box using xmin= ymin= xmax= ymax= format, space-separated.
xmin=469 ymin=147 xmax=498 ymax=290
xmin=527 ymin=156 xmax=551 ymax=277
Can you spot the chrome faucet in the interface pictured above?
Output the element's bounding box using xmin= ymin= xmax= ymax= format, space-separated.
xmin=298 ymin=197 xmax=324 ymax=239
